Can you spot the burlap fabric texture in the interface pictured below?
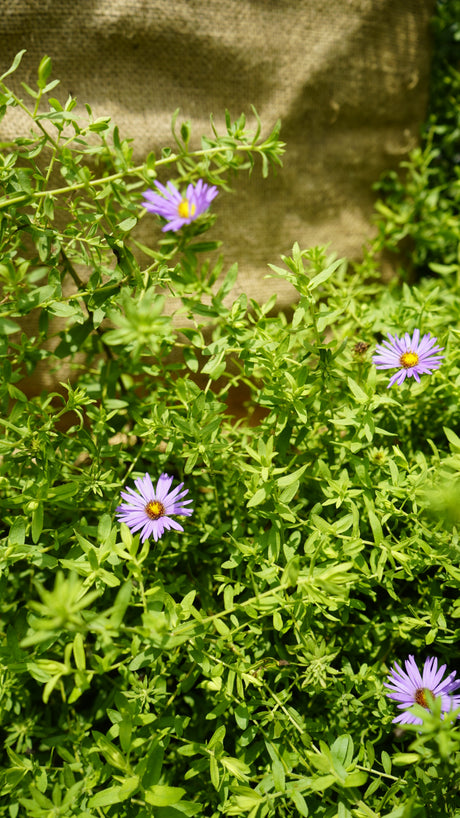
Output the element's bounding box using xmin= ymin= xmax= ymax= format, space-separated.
xmin=2 ymin=0 xmax=434 ymax=310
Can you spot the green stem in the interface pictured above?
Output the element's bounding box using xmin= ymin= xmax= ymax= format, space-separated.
xmin=0 ymin=144 xmax=261 ymax=211
xmin=0 ymin=83 xmax=60 ymax=151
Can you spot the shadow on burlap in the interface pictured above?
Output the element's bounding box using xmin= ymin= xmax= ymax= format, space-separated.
xmin=1 ymin=0 xmax=435 ymax=301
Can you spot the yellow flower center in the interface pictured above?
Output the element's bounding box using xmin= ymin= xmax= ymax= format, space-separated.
xmin=415 ymin=687 xmax=432 ymax=709
xmin=400 ymin=351 xmax=419 ymax=369
xmin=178 ymin=198 xmax=196 ymax=219
xmin=145 ymin=500 xmax=165 ymax=520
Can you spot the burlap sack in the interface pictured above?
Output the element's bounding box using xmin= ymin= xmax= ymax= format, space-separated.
xmin=1 ymin=0 xmax=435 ymax=311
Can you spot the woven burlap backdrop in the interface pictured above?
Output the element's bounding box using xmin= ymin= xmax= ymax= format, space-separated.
xmin=1 ymin=0 xmax=434 ymax=309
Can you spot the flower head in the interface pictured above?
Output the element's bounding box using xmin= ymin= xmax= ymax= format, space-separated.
xmin=372 ymin=329 xmax=444 ymax=388
xmin=116 ymin=472 xmax=193 ymax=542
xmin=384 ymin=655 xmax=460 ymax=724
xmin=142 ymin=178 xmax=218 ymax=232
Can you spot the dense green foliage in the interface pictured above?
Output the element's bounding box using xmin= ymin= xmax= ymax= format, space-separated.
xmin=1 ymin=6 xmax=460 ymax=815
xmin=372 ymin=0 xmax=460 ymax=275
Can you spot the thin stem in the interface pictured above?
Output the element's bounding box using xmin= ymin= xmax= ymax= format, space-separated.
xmin=0 ymin=144 xmax=260 ymax=211
xmin=259 ymin=678 xmax=305 ymax=734
xmin=0 ymin=82 xmax=60 ymax=150
xmin=355 ymin=763 xmax=400 ymax=782
xmin=173 ymin=582 xmax=290 ymax=634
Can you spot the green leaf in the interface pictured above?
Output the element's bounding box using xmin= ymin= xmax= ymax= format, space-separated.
xmin=216 ymin=262 xmax=238 ymax=300
xmin=8 ymin=518 xmax=26 ymax=546
xmin=0 ymin=317 xmax=21 ymax=335
xmin=118 ymin=216 xmax=138 ymax=232
xmin=331 ymin=734 xmax=354 ymax=767
xmin=88 ymin=117 xmax=111 ymax=133
xmin=392 ymin=753 xmax=420 ymax=766
xmin=367 ymin=507 xmax=383 ymax=546
xmin=0 ymin=50 xmax=26 ymax=81
xmin=92 ymin=732 xmax=127 ymax=771
xmin=183 ymin=348 xmax=199 ymax=372
xmin=347 ymin=376 xmax=368 ymax=404
xmin=277 ymin=464 xmax=307 ymax=488
xmin=48 ymin=301 xmax=81 ymax=318
xmin=208 ymin=725 xmax=226 ymax=749
xmin=144 ymin=786 xmax=186 ymax=806
xmin=308 ymin=258 xmax=343 ymax=290
xmin=366 ymin=740 xmax=375 ymax=768
xmin=271 ymin=756 xmax=285 ymax=792
xmin=214 ymin=618 xmax=230 ymax=636
xmin=201 ymin=355 xmax=226 ymax=380
xmin=279 ymin=481 xmax=299 ymax=504
xmin=309 ymin=774 xmax=336 ymax=791
xmin=139 ymin=741 xmax=164 ymax=788
xmin=109 ymin=581 xmax=133 ymax=629
xmin=290 ymin=790 xmax=310 ymax=816
xmin=444 ymin=426 xmax=460 ymax=452
xmin=381 ymin=751 xmax=392 ymax=775
xmin=88 ymin=786 xmax=127 ymax=808
xmin=73 ymin=633 xmax=86 ymax=671
xmin=209 ymin=755 xmax=220 ymax=790
xmin=37 ymin=56 xmax=52 ymax=90
xmin=342 ymin=770 xmax=368 ymax=787
xmin=247 ymin=487 xmax=267 ymax=507
xmin=31 ymin=504 xmax=44 ymax=543
xmin=230 ymin=787 xmax=263 ymax=809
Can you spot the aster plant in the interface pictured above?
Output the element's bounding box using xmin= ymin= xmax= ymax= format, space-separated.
xmin=142 ymin=178 xmax=218 ymax=231
xmin=372 ymin=329 xmax=444 ymax=388
xmin=4 ymin=47 xmax=460 ymax=818
xmin=385 ymin=655 xmax=460 ymax=725
xmin=116 ymin=472 xmax=193 ymax=542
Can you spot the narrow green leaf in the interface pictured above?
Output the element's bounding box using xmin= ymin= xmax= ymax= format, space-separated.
xmin=271 ymin=757 xmax=285 ymax=792
xmin=342 ymin=770 xmax=368 ymax=787
xmin=0 ymin=50 xmax=26 ymax=81
xmin=309 ymin=774 xmax=336 ymax=791
xmin=247 ymin=487 xmax=267 ymax=507
xmin=73 ymin=633 xmax=86 ymax=671
xmin=444 ymin=426 xmax=460 ymax=452
xmin=88 ymin=786 xmax=124 ymax=808
xmin=392 ymin=753 xmax=420 ymax=766
xmin=347 ymin=376 xmax=368 ymax=404
xmin=31 ymin=504 xmax=44 ymax=543
xmin=277 ymin=464 xmax=307 ymax=488
xmin=37 ymin=56 xmax=52 ymax=90
xmin=381 ymin=751 xmax=392 ymax=775
xmin=209 ymin=755 xmax=220 ymax=790
xmin=144 ymin=785 xmax=186 ymax=806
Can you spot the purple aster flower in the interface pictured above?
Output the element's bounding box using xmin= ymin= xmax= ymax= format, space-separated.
xmin=116 ymin=472 xmax=193 ymax=542
xmin=142 ymin=178 xmax=218 ymax=232
xmin=384 ymin=655 xmax=460 ymax=725
xmin=372 ymin=329 xmax=444 ymax=388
